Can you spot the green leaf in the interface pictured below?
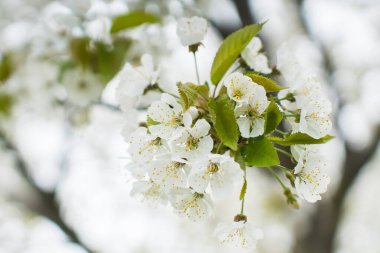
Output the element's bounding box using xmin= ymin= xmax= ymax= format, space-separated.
xmin=239 ymin=179 xmax=247 ymax=200
xmin=267 ymin=133 xmax=334 ymax=146
xmin=69 ymin=37 xmax=92 ymax=68
xmin=264 ymin=99 xmax=283 ymax=134
xmin=111 ymin=11 xmax=160 ymax=33
xmin=245 ymin=72 xmax=285 ymax=92
xmin=95 ymin=38 xmax=131 ymax=82
xmin=69 ymin=37 xmax=131 ymax=83
xmin=0 ymin=92 xmax=13 ymax=116
xmin=0 ymin=54 xmax=13 ymax=83
xmin=177 ymin=82 xmax=209 ymax=110
xmin=208 ymin=95 xmax=239 ymax=150
xmin=210 ymin=23 xmax=264 ymax=85
xmin=241 ymin=137 xmax=280 ymax=167
xmin=147 ymin=116 xmax=160 ymax=126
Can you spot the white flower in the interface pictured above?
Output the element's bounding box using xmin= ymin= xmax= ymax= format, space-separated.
xmin=131 ymin=179 xmax=167 ymax=204
xmin=215 ymin=220 xmax=263 ymax=249
xmin=278 ymin=74 xmax=322 ymax=111
xmin=299 ymin=96 xmax=332 ymax=139
xmin=188 ymin=154 xmax=243 ymax=199
xmin=147 ymin=93 xmax=192 ymax=139
xmin=235 ymin=85 xmax=269 ymax=138
xmin=176 ymin=16 xmax=208 ymax=47
xmin=114 ymin=54 xmax=159 ymax=99
xmin=128 ymin=127 xmax=168 ymax=163
xmin=224 ymin=72 xmax=256 ymax=102
xmin=169 ymin=188 xmax=213 ymax=222
xmin=148 ymin=156 xmax=188 ymax=191
xmin=61 ymin=68 xmax=103 ymax=107
xmin=170 ymin=118 xmax=213 ymax=161
xmin=84 ymin=16 xmax=111 ymax=43
xmin=292 ymin=145 xmax=330 ymax=203
xmin=241 ymin=37 xmax=271 ymax=74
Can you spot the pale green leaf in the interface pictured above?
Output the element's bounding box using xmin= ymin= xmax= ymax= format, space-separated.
xmin=239 ymin=179 xmax=247 ymax=200
xmin=267 ymin=133 xmax=334 ymax=146
xmin=111 ymin=12 xmax=160 ymax=33
xmin=210 ymin=23 xmax=264 ymax=85
xmin=245 ymin=72 xmax=285 ymax=92
xmin=177 ymin=82 xmax=209 ymax=110
xmin=208 ymin=95 xmax=239 ymax=150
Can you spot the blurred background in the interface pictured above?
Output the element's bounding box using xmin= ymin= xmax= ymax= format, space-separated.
xmin=0 ymin=0 xmax=380 ymax=252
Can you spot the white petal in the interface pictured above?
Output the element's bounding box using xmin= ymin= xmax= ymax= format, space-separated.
xmin=237 ymin=117 xmax=251 ymax=138
xmin=188 ymin=168 xmax=210 ymax=193
xmin=148 ymin=100 xmax=174 ymax=123
xmin=190 ymin=119 xmax=210 ymax=138
xmin=250 ymin=118 xmax=265 ymax=137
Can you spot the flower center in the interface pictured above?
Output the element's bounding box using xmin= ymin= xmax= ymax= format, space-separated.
xmin=167 ymin=115 xmax=182 ymax=126
xmin=193 ymin=192 xmax=204 ymax=199
xmin=247 ymin=106 xmax=259 ymax=118
xmin=207 ymin=162 xmax=219 ymax=173
xmin=185 ymin=136 xmax=199 ymax=151
xmin=232 ymin=87 xmax=244 ymax=100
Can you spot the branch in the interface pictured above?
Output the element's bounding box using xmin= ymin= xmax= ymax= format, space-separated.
xmin=232 ymin=0 xmax=257 ymax=26
xmin=0 ymin=130 xmax=93 ymax=253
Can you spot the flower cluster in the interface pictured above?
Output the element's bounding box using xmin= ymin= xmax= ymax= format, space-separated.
xmin=120 ymin=17 xmax=333 ymax=249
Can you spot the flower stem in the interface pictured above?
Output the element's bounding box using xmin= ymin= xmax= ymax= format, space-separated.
xmin=275 ymin=147 xmax=293 ymax=159
xmin=274 ymin=129 xmax=287 ymax=135
xmin=274 ymin=164 xmax=292 ymax=173
xmin=266 ymin=167 xmax=287 ymax=191
xmin=192 ymin=52 xmax=201 ymax=85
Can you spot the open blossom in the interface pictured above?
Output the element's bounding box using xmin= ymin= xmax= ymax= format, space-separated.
xmin=224 ymin=72 xmax=255 ymax=102
xmin=148 ymin=155 xmax=188 ymax=191
xmin=170 ymin=188 xmax=213 ymax=222
xmin=241 ymin=37 xmax=271 ymax=74
xmin=114 ymin=54 xmax=159 ymax=99
xmin=147 ymin=93 xmax=190 ymax=139
xmin=128 ymin=127 xmax=168 ymax=163
xmin=176 ymin=16 xmax=208 ymax=47
xmin=278 ymin=74 xmax=322 ymax=111
xmin=235 ymin=85 xmax=269 ymax=138
xmin=188 ymin=154 xmax=243 ymax=199
xmin=299 ymin=96 xmax=332 ymax=139
xmin=215 ymin=220 xmax=263 ymax=249
xmin=170 ymin=118 xmax=213 ymax=161
xmin=292 ymin=145 xmax=330 ymax=203
xmin=131 ymin=179 xmax=167 ymax=205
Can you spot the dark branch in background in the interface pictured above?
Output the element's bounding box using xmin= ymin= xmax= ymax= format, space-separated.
xmin=232 ymin=0 xmax=256 ymax=25
xmin=291 ymin=2 xmax=380 ymax=253
xmin=0 ymin=130 xmax=93 ymax=253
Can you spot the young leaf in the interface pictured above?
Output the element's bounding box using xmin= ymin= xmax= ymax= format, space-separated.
xmin=111 ymin=11 xmax=160 ymax=33
xmin=239 ymin=179 xmax=247 ymax=200
xmin=0 ymin=92 xmax=13 ymax=116
xmin=264 ymin=100 xmax=283 ymax=134
xmin=147 ymin=116 xmax=160 ymax=126
xmin=245 ymin=72 xmax=285 ymax=92
xmin=210 ymin=23 xmax=264 ymax=85
xmin=267 ymin=133 xmax=334 ymax=146
xmin=177 ymin=82 xmax=209 ymax=110
xmin=0 ymin=54 xmax=13 ymax=83
xmin=241 ymin=137 xmax=280 ymax=167
xmin=208 ymin=95 xmax=239 ymax=150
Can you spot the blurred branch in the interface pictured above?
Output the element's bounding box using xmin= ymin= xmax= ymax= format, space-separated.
xmin=291 ymin=1 xmax=380 ymax=253
xmin=0 ymin=130 xmax=93 ymax=253
xmin=232 ymin=0 xmax=257 ymax=26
